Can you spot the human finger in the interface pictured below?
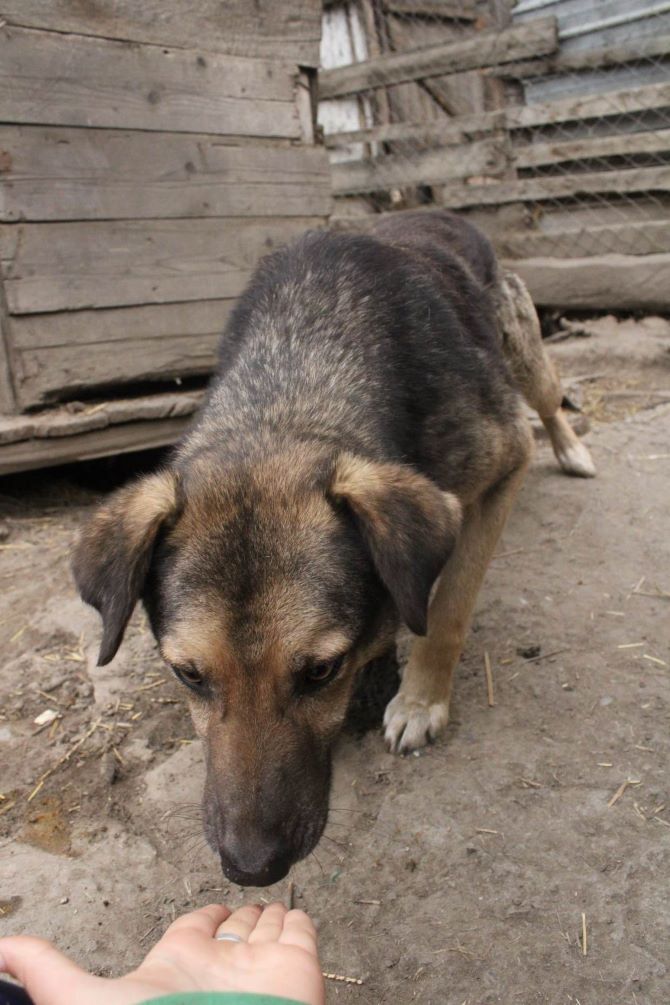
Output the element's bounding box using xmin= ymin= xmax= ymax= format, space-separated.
xmin=278 ymin=910 xmax=319 ymax=956
xmin=214 ymin=904 xmax=263 ymax=943
xmin=164 ymin=903 xmax=231 ymax=939
xmin=0 ymin=936 xmax=96 ymax=1005
xmin=248 ymin=903 xmax=287 ymax=944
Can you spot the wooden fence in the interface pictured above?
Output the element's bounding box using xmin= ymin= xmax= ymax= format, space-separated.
xmin=323 ymin=0 xmax=670 ymax=312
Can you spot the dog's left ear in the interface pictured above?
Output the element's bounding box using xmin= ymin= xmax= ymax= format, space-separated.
xmin=330 ymin=455 xmax=461 ymax=636
xmin=72 ymin=470 xmax=179 ymax=666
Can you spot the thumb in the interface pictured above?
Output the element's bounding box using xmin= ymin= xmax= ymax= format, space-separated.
xmin=0 ymin=936 xmax=96 ymax=1005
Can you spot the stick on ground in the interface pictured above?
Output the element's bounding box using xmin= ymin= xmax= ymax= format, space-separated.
xmin=322 ymin=972 xmax=364 ymax=985
xmin=484 ymin=651 xmax=495 ymax=707
xmin=608 ymin=778 xmax=641 ymax=808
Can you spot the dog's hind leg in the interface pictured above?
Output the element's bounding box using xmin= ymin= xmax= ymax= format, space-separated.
xmin=496 ymin=271 xmax=595 ymax=478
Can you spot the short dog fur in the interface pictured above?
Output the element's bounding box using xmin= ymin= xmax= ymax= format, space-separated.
xmin=73 ymin=210 xmax=594 ymax=886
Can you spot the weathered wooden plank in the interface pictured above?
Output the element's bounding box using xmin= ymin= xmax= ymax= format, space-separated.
xmin=508 ymin=81 xmax=670 ymax=130
xmin=49 ymin=395 xmax=203 ymax=435
xmin=0 ymin=391 xmax=203 ymax=442
xmin=0 ymin=414 xmax=193 ymax=476
xmin=0 ymin=415 xmax=36 ymax=444
xmin=523 ymin=201 xmax=670 ymax=233
xmin=384 ymin=1 xmax=478 ymax=20
xmin=332 ymin=160 xmax=670 ymax=206
xmin=0 ymin=217 xmax=324 ymax=315
xmin=0 ymin=26 xmax=300 ymax=137
xmin=514 ymin=128 xmax=670 ymax=169
xmin=325 ymin=110 xmax=505 ymax=148
xmin=438 ymin=165 xmax=670 ymax=209
xmin=0 ymin=267 xmax=17 ymax=412
xmin=494 ymin=220 xmax=670 ymax=259
xmin=326 ymin=80 xmax=670 ymax=150
xmin=0 ymin=127 xmax=332 ymax=222
xmin=10 ymin=300 xmax=234 ymax=351
xmin=331 ymin=203 xmax=670 ymax=245
xmin=11 ymin=299 xmax=229 ymax=406
xmin=358 ymin=0 xmax=394 ymax=139
xmin=319 ymin=17 xmax=558 ymax=98
xmin=331 ymin=137 xmax=506 ymax=194
xmin=523 ymin=66 xmax=670 ymax=108
xmin=18 ymin=338 xmax=218 ymax=407
xmin=485 ymin=32 xmax=670 ymax=78
xmin=0 ymin=1 xmax=322 ymax=66
xmin=526 ymin=128 xmax=670 ymax=169
xmin=508 ymin=253 xmax=670 ymax=311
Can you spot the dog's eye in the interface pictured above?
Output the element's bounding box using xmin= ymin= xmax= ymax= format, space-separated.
xmin=304 ymin=654 xmax=345 ymax=688
xmin=171 ymin=664 xmax=205 ymax=692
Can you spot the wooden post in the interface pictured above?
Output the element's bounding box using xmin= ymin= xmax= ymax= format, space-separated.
xmin=0 ymin=263 xmax=18 ymax=413
xmin=489 ymin=0 xmax=512 ymax=30
xmin=359 ymin=0 xmax=393 ymax=133
xmin=485 ymin=0 xmax=521 ymax=191
xmin=296 ymin=68 xmax=317 ymax=145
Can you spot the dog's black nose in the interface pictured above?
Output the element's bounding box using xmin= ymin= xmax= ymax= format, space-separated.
xmin=219 ymin=839 xmax=292 ymax=887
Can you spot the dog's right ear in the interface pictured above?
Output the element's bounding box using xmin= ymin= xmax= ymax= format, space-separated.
xmin=330 ymin=454 xmax=461 ymax=636
xmin=72 ymin=470 xmax=178 ymax=666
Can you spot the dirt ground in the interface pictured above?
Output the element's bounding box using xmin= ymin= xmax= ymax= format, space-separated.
xmin=1 ymin=316 xmax=669 ymax=1005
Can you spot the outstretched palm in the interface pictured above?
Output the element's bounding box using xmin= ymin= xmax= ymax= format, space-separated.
xmin=0 ymin=902 xmax=325 ymax=1005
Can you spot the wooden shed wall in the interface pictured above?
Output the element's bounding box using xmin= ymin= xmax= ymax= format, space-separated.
xmin=0 ymin=3 xmax=330 ymax=413
xmin=0 ymin=1 xmax=322 ymax=65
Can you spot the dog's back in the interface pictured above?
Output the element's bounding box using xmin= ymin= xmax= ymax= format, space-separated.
xmin=182 ymin=212 xmax=518 ymax=491
xmin=371 ymin=209 xmax=498 ymax=291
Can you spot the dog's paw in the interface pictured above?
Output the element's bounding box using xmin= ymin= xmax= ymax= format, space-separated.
xmin=556 ymin=439 xmax=596 ymax=478
xmin=383 ymin=693 xmax=449 ymax=754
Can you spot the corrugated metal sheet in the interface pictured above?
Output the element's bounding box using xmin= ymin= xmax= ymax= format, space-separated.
xmin=522 ymin=62 xmax=670 ymax=102
xmin=514 ymin=0 xmax=670 ymax=29
xmin=514 ymin=0 xmax=670 ymax=103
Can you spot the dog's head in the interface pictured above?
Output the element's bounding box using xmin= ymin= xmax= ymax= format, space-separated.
xmin=73 ymin=449 xmax=460 ymax=885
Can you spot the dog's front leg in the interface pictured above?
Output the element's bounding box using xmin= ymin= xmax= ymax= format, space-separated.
xmin=384 ymin=453 xmax=531 ymax=753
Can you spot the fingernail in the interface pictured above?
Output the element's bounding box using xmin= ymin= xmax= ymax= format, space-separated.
xmin=0 ymin=952 xmax=6 ymax=973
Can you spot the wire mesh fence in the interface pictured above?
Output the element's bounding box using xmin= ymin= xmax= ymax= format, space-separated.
xmin=319 ymin=0 xmax=670 ymax=311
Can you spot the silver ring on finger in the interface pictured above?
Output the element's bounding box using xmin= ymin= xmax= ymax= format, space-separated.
xmin=215 ymin=932 xmax=244 ymax=943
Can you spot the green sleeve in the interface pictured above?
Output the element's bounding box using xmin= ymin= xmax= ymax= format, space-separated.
xmin=141 ymin=994 xmax=308 ymax=1005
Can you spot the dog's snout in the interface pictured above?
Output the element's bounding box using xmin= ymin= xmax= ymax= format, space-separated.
xmin=203 ymin=721 xmax=333 ymax=886
xmin=219 ymin=832 xmax=291 ymax=887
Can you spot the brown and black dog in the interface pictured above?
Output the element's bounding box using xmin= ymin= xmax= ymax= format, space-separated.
xmin=73 ymin=210 xmax=594 ymax=886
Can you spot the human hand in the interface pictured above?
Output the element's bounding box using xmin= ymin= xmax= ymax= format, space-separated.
xmin=0 ymin=902 xmax=325 ymax=1005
